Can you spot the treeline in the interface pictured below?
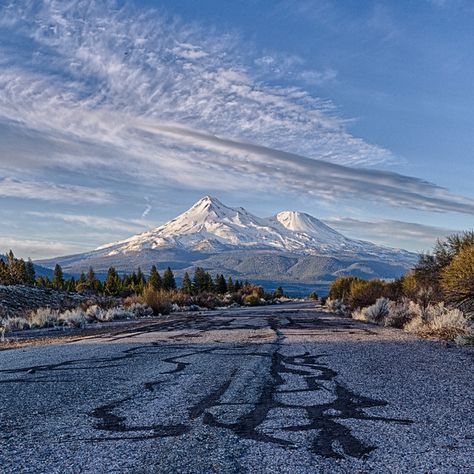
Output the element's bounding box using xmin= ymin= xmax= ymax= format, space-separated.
xmin=0 ymin=251 xmax=249 ymax=297
xmin=0 ymin=251 xmax=36 ymax=286
xmin=328 ymin=231 xmax=474 ymax=314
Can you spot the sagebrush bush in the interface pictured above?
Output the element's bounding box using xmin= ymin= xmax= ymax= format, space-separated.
xmin=399 ymin=302 xmax=469 ymax=340
xmin=58 ymin=309 xmax=88 ymax=328
xmin=2 ymin=316 xmax=30 ymax=332
xmin=352 ymin=297 xmax=390 ymax=323
xmin=383 ymin=299 xmax=415 ymax=328
xmin=325 ymin=298 xmax=349 ymax=315
xmin=29 ymin=308 xmax=61 ymax=328
xmin=454 ymin=328 xmax=474 ymax=346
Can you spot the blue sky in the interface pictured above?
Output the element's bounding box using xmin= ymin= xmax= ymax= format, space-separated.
xmin=1 ymin=0 xmax=473 ymax=258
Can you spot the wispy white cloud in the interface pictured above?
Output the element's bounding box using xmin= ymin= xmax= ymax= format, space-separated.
xmin=324 ymin=217 xmax=459 ymax=250
xmin=27 ymin=211 xmax=147 ymax=233
xmin=0 ymin=237 xmax=87 ymax=260
xmin=134 ymin=121 xmax=474 ymax=215
xmin=0 ymin=0 xmax=392 ymax=175
xmin=0 ymin=0 xmax=473 ymax=228
xmin=0 ymin=177 xmax=114 ymax=203
xmin=141 ymin=197 xmax=152 ymax=218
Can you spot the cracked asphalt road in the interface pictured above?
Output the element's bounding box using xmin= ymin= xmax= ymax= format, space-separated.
xmin=1 ymin=303 xmax=473 ymax=473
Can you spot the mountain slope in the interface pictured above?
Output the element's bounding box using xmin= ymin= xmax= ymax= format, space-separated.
xmin=38 ymin=196 xmax=417 ymax=285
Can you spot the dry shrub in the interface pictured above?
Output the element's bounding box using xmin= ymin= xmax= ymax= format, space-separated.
xmin=352 ymin=297 xmax=391 ymax=323
xmin=2 ymin=316 xmax=30 ymax=332
xmin=383 ymin=299 xmax=416 ymax=329
xmin=348 ymin=279 xmax=386 ymax=310
xmin=140 ymin=287 xmax=172 ymax=315
xmin=193 ymin=292 xmax=220 ymax=309
xmin=243 ymin=294 xmax=261 ymax=306
xmin=455 ymin=329 xmax=474 ymax=346
xmin=404 ymin=302 xmax=470 ymax=340
xmin=28 ymin=308 xmax=61 ymax=328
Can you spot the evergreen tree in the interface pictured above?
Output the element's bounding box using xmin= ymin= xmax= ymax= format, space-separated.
xmin=234 ymin=280 xmax=242 ymax=292
xmin=36 ymin=275 xmax=51 ymax=288
xmin=215 ymin=274 xmax=227 ymax=294
xmin=136 ymin=267 xmax=146 ymax=293
xmin=104 ymin=267 xmax=121 ymax=296
xmin=52 ymin=264 xmax=64 ymax=290
xmin=7 ymin=250 xmax=15 ymax=272
xmin=162 ymin=267 xmax=176 ymax=290
xmin=274 ymin=286 xmax=284 ymax=298
xmin=181 ymin=271 xmax=192 ymax=294
xmin=193 ymin=267 xmax=207 ymax=293
xmin=15 ymin=259 xmax=28 ymax=284
xmin=148 ymin=265 xmax=162 ymax=290
xmin=66 ymin=277 xmax=76 ymax=292
xmin=227 ymin=276 xmax=235 ymax=293
xmin=0 ymin=259 xmax=9 ymax=285
xmin=205 ymin=271 xmax=214 ymax=292
xmin=87 ymin=266 xmax=99 ymax=291
xmin=76 ymin=272 xmax=88 ymax=292
xmin=122 ymin=274 xmax=132 ymax=292
xmin=26 ymin=259 xmax=36 ymax=285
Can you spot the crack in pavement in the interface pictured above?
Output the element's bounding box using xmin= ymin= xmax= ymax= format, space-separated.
xmin=85 ymin=314 xmax=412 ymax=459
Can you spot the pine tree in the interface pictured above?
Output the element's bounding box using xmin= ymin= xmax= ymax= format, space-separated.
xmin=227 ymin=276 xmax=235 ymax=293
xmin=87 ymin=266 xmax=98 ymax=291
xmin=66 ymin=277 xmax=76 ymax=292
xmin=26 ymin=259 xmax=36 ymax=285
xmin=15 ymin=259 xmax=28 ymax=284
xmin=76 ymin=271 xmax=88 ymax=292
xmin=215 ymin=274 xmax=227 ymax=294
xmin=37 ymin=275 xmax=51 ymax=288
xmin=274 ymin=286 xmax=284 ymax=298
xmin=104 ymin=267 xmax=121 ymax=296
xmin=136 ymin=267 xmax=146 ymax=293
xmin=52 ymin=264 xmax=64 ymax=290
xmin=7 ymin=250 xmax=15 ymax=272
xmin=162 ymin=267 xmax=176 ymax=290
xmin=204 ymin=271 xmax=214 ymax=292
xmin=0 ymin=259 xmax=10 ymax=285
xmin=193 ymin=267 xmax=207 ymax=293
xmin=181 ymin=271 xmax=192 ymax=294
xmin=148 ymin=265 xmax=162 ymax=290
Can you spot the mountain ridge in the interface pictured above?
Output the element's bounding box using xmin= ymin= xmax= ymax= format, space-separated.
xmin=37 ymin=196 xmax=417 ymax=287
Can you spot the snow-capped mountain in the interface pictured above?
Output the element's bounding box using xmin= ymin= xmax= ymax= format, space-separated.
xmin=38 ymin=196 xmax=417 ymax=287
xmin=94 ymin=196 xmax=414 ymax=264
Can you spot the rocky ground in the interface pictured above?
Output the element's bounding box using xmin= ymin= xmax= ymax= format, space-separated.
xmin=0 ymin=285 xmax=113 ymax=318
xmin=1 ymin=303 xmax=473 ymax=473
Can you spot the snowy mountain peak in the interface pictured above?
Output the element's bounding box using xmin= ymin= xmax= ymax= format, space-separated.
xmin=275 ymin=211 xmax=340 ymax=236
xmin=94 ymin=196 xmax=416 ymax=265
xmin=187 ymin=195 xmax=227 ymax=214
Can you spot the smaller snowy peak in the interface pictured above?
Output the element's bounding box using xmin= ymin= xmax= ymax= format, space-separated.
xmin=275 ymin=211 xmax=340 ymax=236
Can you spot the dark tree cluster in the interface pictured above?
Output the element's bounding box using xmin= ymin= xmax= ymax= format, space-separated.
xmin=0 ymin=250 xmax=35 ymax=286
xmin=1 ymin=252 xmax=253 ymax=297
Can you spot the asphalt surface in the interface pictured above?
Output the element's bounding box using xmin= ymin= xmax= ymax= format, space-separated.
xmin=1 ymin=303 xmax=473 ymax=473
